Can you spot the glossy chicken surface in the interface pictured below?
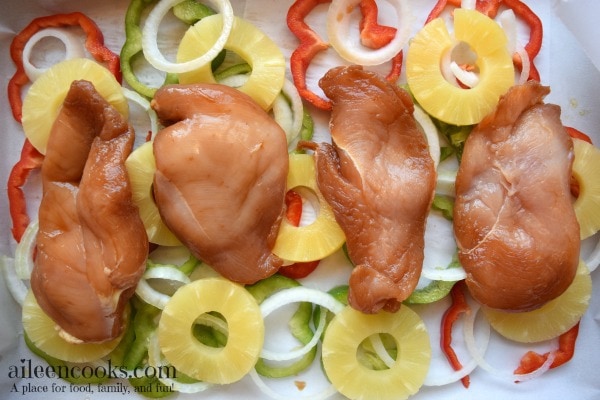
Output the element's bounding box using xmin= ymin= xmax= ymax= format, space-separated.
xmin=31 ymin=80 xmax=148 ymax=343
xmin=454 ymin=81 xmax=580 ymax=312
xmin=151 ymin=83 xmax=288 ymax=284
xmin=310 ymin=66 xmax=436 ymax=313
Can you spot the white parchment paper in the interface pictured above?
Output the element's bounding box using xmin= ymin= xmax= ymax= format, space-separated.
xmin=0 ymin=1 xmax=599 ymax=399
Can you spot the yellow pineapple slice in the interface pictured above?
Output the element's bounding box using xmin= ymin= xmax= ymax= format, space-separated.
xmin=572 ymin=138 xmax=600 ymax=239
xmin=125 ymin=141 xmax=181 ymax=246
xmin=482 ymin=260 xmax=591 ymax=343
xmin=158 ymin=277 xmax=264 ymax=384
xmin=322 ymin=305 xmax=431 ymax=400
xmin=22 ymin=290 xmax=124 ymax=363
xmin=406 ymin=9 xmax=514 ymax=126
xmin=177 ymin=14 xmax=285 ymax=110
xmin=21 ymin=58 xmax=128 ymax=154
xmin=272 ymin=153 xmax=346 ymax=262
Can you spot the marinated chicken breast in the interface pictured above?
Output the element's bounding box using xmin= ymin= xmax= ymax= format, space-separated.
xmin=151 ymin=83 xmax=288 ymax=284
xmin=307 ymin=66 xmax=436 ymax=313
xmin=454 ymin=81 xmax=580 ymax=312
xmin=31 ymin=80 xmax=148 ymax=343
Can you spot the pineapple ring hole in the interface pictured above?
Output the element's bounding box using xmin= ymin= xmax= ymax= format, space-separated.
xmin=357 ymin=333 xmax=398 ymax=370
xmin=192 ymin=311 xmax=229 ymax=348
xmin=177 ymin=14 xmax=285 ymax=110
xmin=442 ymin=41 xmax=480 ymax=88
xmin=287 ymin=186 xmax=320 ymax=227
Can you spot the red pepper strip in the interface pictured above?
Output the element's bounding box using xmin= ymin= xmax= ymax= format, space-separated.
xmin=287 ymin=0 xmax=333 ymax=111
xmin=386 ymin=51 xmax=403 ymax=83
xmin=566 ymin=126 xmax=593 ymax=198
xmin=278 ymin=190 xmax=321 ymax=279
xmin=7 ymin=140 xmax=45 ymax=242
xmin=440 ymin=281 xmax=471 ymax=388
xmin=566 ymin=126 xmax=593 ymax=144
xmin=502 ymin=0 xmax=542 ymax=78
xmin=425 ymin=0 xmax=461 ymax=23
xmin=8 ymin=12 xmax=121 ymax=122
xmin=514 ymin=322 xmax=580 ymax=376
xmin=359 ymin=0 xmax=397 ymax=49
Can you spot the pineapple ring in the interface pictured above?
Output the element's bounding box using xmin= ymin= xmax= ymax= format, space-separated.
xmin=322 ymin=305 xmax=431 ymax=400
xmin=406 ymin=8 xmax=514 ymax=126
xmin=158 ymin=277 xmax=264 ymax=384
xmin=177 ymin=14 xmax=285 ymax=110
xmin=125 ymin=141 xmax=182 ymax=246
xmin=22 ymin=291 xmax=124 ymax=363
xmin=272 ymin=153 xmax=346 ymax=263
xmin=572 ymin=138 xmax=600 ymax=239
xmin=21 ymin=58 xmax=128 ymax=154
xmin=482 ymin=260 xmax=592 ymax=343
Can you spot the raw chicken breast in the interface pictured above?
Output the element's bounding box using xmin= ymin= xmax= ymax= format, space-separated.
xmin=454 ymin=81 xmax=580 ymax=312
xmin=31 ymin=80 xmax=148 ymax=343
xmin=308 ymin=66 xmax=436 ymax=313
xmin=151 ymin=83 xmax=288 ymax=284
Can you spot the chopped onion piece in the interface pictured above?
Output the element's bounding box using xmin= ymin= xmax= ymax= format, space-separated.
xmin=23 ymin=28 xmax=86 ymax=81
xmin=464 ymin=304 xmax=557 ymax=382
xmin=142 ymin=0 xmax=234 ymax=73
xmin=414 ymin=104 xmax=441 ymax=168
xmin=326 ymin=0 xmax=412 ymax=66
xmin=135 ymin=266 xmax=191 ymax=309
xmin=122 ymin=87 xmax=159 ymax=142
xmin=15 ymin=219 xmax=38 ymax=279
xmin=1 ymin=256 xmax=27 ymax=306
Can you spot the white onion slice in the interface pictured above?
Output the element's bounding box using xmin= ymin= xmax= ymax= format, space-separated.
xmin=281 ymin=79 xmax=305 ymax=151
xmin=326 ymin=0 xmax=412 ymax=66
xmin=22 ymin=28 xmax=86 ymax=81
xmin=259 ymin=287 xmax=344 ymax=361
xmin=422 ymin=264 xmax=467 ymax=281
xmin=15 ymin=219 xmax=38 ymax=279
xmin=141 ymin=0 xmax=234 ymax=73
xmin=413 ymin=104 xmax=441 ymax=168
xmin=135 ymin=266 xmax=191 ymax=309
xmin=583 ymin=235 xmax=600 ymax=272
xmin=1 ymin=255 xmax=27 ymax=306
xmin=122 ymin=87 xmax=159 ymax=142
xmin=260 ymin=302 xmax=327 ymax=362
xmin=464 ymin=304 xmax=557 ymax=382
xmin=515 ymin=46 xmax=531 ymax=85
xmin=499 ymin=9 xmax=517 ymax=55
xmin=461 ymin=0 xmax=476 ymax=10
xmin=147 ymin=332 xmax=213 ymax=393
xmin=369 ymin=333 xmax=396 ymax=369
xmin=449 ymin=61 xmax=479 ymax=88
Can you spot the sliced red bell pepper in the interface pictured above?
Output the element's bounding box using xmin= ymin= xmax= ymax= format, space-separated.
xmin=287 ymin=0 xmax=333 ymax=111
xmin=440 ymin=280 xmax=471 ymax=388
xmin=7 ymin=140 xmax=45 ymax=242
xmin=359 ymin=0 xmax=397 ymax=49
xmin=278 ymin=190 xmax=321 ymax=279
xmin=8 ymin=12 xmax=121 ymax=123
xmin=514 ymin=322 xmax=580 ymax=376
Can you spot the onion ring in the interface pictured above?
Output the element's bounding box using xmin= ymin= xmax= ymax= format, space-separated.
xmin=326 ymin=0 xmax=412 ymax=66
xmin=141 ymin=0 xmax=234 ymax=73
xmin=22 ymin=27 xmax=86 ymax=81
